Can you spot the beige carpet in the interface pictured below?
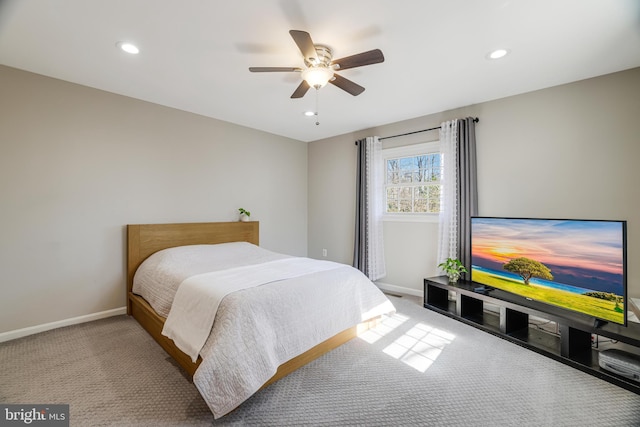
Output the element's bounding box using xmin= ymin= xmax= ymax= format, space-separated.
xmin=2 ymin=295 xmax=640 ymax=426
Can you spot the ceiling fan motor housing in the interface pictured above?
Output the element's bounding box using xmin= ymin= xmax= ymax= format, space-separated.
xmin=304 ymin=45 xmax=333 ymax=67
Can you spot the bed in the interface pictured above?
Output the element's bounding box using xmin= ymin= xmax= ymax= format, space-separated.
xmin=126 ymin=221 xmax=394 ymax=418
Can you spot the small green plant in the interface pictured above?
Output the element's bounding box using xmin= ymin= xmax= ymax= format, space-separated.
xmin=438 ymin=258 xmax=468 ymax=283
xmin=238 ymin=208 xmax=251 ymax=221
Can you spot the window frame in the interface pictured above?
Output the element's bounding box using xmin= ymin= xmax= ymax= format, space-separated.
xmin=381 ymin=141 xmax=441 ymax=223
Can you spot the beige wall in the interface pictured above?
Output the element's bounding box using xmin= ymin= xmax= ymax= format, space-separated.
xmin=2 ymin=65 xmax=638 ymax=335
xmin=0 ymin=65 xmax=308 ymax=334
xmin=308 ymin=67 xmax=640 ymax=298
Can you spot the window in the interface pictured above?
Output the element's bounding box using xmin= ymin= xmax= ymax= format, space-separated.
xmin=382 ymin=142 xmax=441 ymax=221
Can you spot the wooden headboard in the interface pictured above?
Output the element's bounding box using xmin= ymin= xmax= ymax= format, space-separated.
xmin=126 ymin=221 xmax=259 ymax=313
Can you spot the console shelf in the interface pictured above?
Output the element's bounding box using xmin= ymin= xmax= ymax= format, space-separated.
xmin=424 ymin=276 xmax=640 ymax=394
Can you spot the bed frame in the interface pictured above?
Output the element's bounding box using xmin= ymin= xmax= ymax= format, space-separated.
xmin=126 ymin=221 xmax=371 ymax=386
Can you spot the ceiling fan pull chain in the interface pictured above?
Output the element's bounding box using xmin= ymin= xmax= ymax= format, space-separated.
xmin=315 ymin=88 xmax=320 ymax=126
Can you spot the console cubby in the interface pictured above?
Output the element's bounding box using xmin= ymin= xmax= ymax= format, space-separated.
xmin=424 ymin=276 xmax=640 ymax=394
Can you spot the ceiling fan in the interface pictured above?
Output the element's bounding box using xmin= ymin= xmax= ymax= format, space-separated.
xmin=249 ymin=30 xmax=384 ymax=99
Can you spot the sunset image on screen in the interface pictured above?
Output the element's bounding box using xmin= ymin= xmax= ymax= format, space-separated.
xmin=471 ymin=218 xmax=626 ymax=325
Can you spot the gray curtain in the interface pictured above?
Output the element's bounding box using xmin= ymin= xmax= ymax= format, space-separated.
xmin=353 ymin=138 xmax=368 ymax=273
xmin=456 ymin=117 xmax=478 ymax=279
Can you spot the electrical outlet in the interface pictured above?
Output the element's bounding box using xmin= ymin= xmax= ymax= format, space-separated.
xmin=322 ymin=248 xmax=327 ymax=257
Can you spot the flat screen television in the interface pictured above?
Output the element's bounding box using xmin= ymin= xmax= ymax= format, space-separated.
xmin=471 ymin=217 xmax=627 ymax=326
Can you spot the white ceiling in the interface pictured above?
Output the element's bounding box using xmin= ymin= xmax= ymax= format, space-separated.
xmin=1 ymin=0 xmax=639 ymax=142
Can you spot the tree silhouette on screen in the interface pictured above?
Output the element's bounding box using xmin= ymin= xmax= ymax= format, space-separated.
xmin=503 ymin=257 xmax=553 ymax=285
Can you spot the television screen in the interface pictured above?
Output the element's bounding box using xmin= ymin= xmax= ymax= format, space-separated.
xmin=471 ymin=217 xmax=627 ymax=326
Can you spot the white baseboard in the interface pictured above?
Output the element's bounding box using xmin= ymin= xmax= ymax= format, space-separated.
xmin=0 ymin=307 xmax=127 ymax=343
xmin=375 ymin=281 xmax=423 ymax=298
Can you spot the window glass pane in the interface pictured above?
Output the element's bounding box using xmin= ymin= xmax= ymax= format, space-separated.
xmin=400 ymin=171 xmax=412 ymax=183
xmin=429 ymin=154 xmax=442 ymax=181
xmin=428 ymin=185 xmax=440 ymax=200
xmin=386 ymin=160 xmax=399 ymax=184
xmin=399 ymin=157 xmax=415 ymax=169
xmin=414 ymin=199 xmax=427 ymax=212
xmin=399 ymin=199 xmax=412 ymax=212
xmin=414 ymin=186 xmax=428 ymax=199
xmin=428 ymin=185 xmax=441 ymax=213
xmin=401 ymin=156 xmax=418 ymax=183
xmin=386 ymin=188 xmax=398 ymax=212
xmin=416 ymin=156 xmax=427 ymax=182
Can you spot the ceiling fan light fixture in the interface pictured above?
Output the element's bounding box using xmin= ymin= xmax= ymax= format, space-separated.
xmin=302 ymin=66 xmax=334 ymax=89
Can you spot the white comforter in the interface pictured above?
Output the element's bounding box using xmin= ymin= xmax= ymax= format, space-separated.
xmin=162 ymin=257 xmax=350 ymax=363
xmin=133 ymin=243 xmax=395 ymax=418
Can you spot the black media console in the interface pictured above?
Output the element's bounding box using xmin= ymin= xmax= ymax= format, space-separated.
xmin=424 ymin=276 xmax=640 ymax=394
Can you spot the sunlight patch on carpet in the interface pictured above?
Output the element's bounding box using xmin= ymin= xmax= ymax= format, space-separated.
xmin=383 ymin=322 xmax=455 ymax=372
xmin=358 ymin=310 xmax=456 ymax=372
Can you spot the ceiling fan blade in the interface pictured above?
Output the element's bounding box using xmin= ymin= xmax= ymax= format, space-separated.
xmin=331 ymin=49 xmax=384 ymax=70
xmin=290 ymin=80 xmax=310 ymax=98
xmin=289 ymin=30 xmax=318 ymax=63
xmin=249 ymin=67 xmax=302 ymax=72
xmin=330 ymin=74 xmax=365 ymax=96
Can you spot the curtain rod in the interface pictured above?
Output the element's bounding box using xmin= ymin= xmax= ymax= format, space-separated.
xmin=377 ymin=117 xmax=479 ymax=141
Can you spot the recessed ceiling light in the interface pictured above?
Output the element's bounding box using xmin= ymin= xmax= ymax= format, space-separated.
xmin=116 ymin=41 xmax=140 ymax=54
xmin=487 ymin=48 xmax=509 ymax=60
xmin=304 ymin=111 xmax=317 ymax=117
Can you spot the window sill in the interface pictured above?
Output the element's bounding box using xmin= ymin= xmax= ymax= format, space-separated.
xmin=383 ymin=214 xmax=439 ymax=224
